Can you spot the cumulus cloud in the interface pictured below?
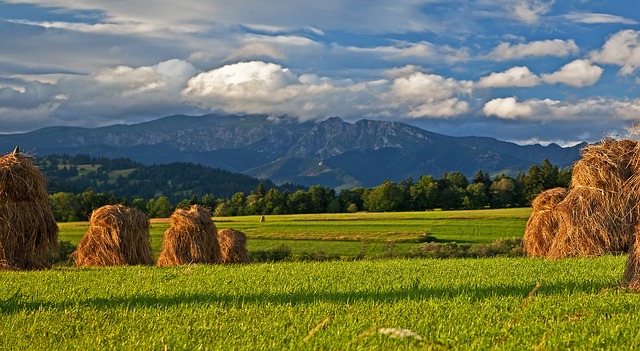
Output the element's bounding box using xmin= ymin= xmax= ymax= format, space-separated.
xmin=483 ymin=97 xmax=534 ymax=119
xmin=489 ymin=39 xmax=578 ymax=61
xmin=591 ymin=30 xmax=640 ymax=75
xmin=541 ymin=59 xmax=603 ymax=87
xmin=44 ymin=59 xmax=196 ymax=124
xmin=182 ymin=61 xmax=473 ymax=120
xmin=483 ymin=96 xmax=640 ymax=122
xmin=511 ymin=0 xmax=554 ymax=24
xmin=477 ymin=66 xmax=541 ymax=88
xmin=387 ymin=72 xmax=473 ymax=118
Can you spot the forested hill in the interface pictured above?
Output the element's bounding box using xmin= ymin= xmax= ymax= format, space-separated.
xmin=37 ymin=154 xmax=299 ymax=203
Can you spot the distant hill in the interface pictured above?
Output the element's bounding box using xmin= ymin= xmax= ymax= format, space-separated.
xmin=37 ymin=154 xmax=298 ymax=203
xmin=0 ymin=114 xmax=584 ymax=189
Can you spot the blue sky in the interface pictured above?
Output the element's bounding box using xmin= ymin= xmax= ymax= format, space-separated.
xmin=1 ymin=0 xmax=640 ymax=145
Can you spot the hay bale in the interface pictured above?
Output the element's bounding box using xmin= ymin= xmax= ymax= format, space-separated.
xmin=547 ymin=187 xmax=635 ymax=259
xmin=157 ymin=205 xmax=221 ymax=266
xmin=72 ymin=204 xmax=153 ymax=267
xmin=218 ymin=228 xmax=249 ymax=264
xmin=0 ymin=151 xmax=58 ymax=270
xmin=523 ymin=188 xmax=567 ymax=257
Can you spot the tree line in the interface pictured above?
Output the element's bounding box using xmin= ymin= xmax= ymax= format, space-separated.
xmin=48 ymin=159 xmax=570 ymax=222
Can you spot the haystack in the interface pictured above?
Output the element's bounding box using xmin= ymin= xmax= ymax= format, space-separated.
xmin=0 ymin=148 xmax=58 ymax=270
xmin=624 ymin=230 xmax=640 ymax=290
xmin=570 ymin=139 xmax=637 ymax=192
xmin=157 ymin=205 xmax=221 ymax=266
xmin=72 ymin=204 xmax=153 ymax=267
xmin=547 ymin=187 xmax=635 ymax=258
xmin=522 ymin=187 xmax=567 ymax=257
xmin=218 ymin=228 xmax=249 ymax=264
xmin=544 ymin=139 xmax=639 ymax=259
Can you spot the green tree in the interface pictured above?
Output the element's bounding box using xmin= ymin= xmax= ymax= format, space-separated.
xmin=523 ymin=159 xmax=561 ymax=203
xmin=147 ymin=195 xmax=173 ymax=218
xmin=364 ymin=180 xmax=407 ymax=212
xmin=49 ymin=192 xmax=80 ymax=222
xmin=464 ymin=182 xmax=489 ymax=209
xmin=490 ymin=176 xmax=517 ymax=208
xmin=410 ymin=175 xmax=439 ymax=210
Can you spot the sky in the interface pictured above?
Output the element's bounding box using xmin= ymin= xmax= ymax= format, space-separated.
xmin=1 ymin=0 xmax=640 ymax=145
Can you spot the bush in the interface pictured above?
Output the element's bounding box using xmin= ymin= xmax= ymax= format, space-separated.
xmin=249 ymin=244 xmax=292 ymax=262
xmin=407 ymin=238 xmax=523 ymax=259
xmin=53 ymin=240 xmax=77 ymax=264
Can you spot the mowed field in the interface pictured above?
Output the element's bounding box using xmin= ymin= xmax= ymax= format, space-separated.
xmin=3 ymin=208 xmax=640 ymax=350
xmin=58 ymin=208 xmax=533 ymax=258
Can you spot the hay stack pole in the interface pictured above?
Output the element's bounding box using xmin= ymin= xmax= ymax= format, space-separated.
xmin=218 ymin=228 xmax=249 ymax=264
xmin=157 ymin=205 xmax=222 ymax=266
xmin=522 ymin=187 xmax=567 ymax=257
xmin=0 ymin=147 xmax=59 ymax=270
xmin=72 ymin=204 xmax=153 ymax=267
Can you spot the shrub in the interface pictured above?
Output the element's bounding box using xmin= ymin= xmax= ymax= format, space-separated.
xmin=250 ymin=244 xmax=292 ymax=262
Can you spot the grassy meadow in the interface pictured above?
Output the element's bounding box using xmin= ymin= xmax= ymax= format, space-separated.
xmin=4 ymin=208 xmax=640 ymax=350
xmin=59 ymin=208 xmax=533 ymax=258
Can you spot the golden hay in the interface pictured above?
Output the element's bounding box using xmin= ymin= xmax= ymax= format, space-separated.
xmin=571 ymin=139 xmax=637 ymax=191
xmin=547 ymin=187 xmax=635 ymax=259
xmin=157 ymin=205 xmax=221 ymax=266
xmin=218 ymin=228 xmax=249 ymax=264
xmin=523 ymin=188 xmax=567 ymax=257
xmin=0 ymin=151 xmax=58 ymax=270
xmin=624 ymin=234 xmax=640 ymax=290
xmin=72 ymin=204 xmax=153 ymax=267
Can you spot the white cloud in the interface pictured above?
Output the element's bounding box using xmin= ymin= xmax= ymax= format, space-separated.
xmin=565 ymin=12 xmax=638 ymax=25
xmin=477 ymin=66 xmax=541 ymax=88
xmin=511 ymin=0 xmax=554 ymax=24
xmin=387 ymin=72 xmax=473 ymax=118
xmin=182 ymin=61 xmax=474 ymax=120
xmin=591 ymin=30 xmax=640 ymax=75
xmin=483 ymin=97 xmax=534 ymax=119
xmin=489 ymin=39 xmax=578 ymax=61
xmin=541 ymin=59 xmax=603 ymax=87
xmin=483 ymin=96 xmax=640 ymax=121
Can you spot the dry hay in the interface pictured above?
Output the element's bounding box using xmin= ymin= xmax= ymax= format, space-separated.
xmin=157 ymin=205 xmax=221 ymax=266
xmin=218 ymin=228 xmax=249 ymax=264
xmin=0 ymin=150 xmax=58 ymax=270
xmin=547 ymin=187 xmax=635 ymax=259
xmin=624 ymin=232 xmax=640 ymax=290
xmin=72 ymin=204 xmax=153 ymax=267
xmin=571 ymin=139 xmax=637 ymax=191
xmin=522 ymin=188 xmax=568 ymax=258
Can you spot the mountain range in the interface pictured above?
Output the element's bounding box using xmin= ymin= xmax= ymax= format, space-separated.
xmin=0 ymin=114 xmax=584 ymax=189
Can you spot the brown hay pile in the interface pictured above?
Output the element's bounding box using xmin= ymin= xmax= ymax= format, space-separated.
xmin=624 ymin=230 xmax=640 ymax=290
xmin=543 ymin=139 xmax=640 ymax=259
xmin=570 ymin=139 xmax=637 ymax=191
xmin=522 ymin=187 xmax=567 ymax=257
xmin=0 ymin=150 xmax=58 ymax=270
xmin=157 ymin=205 xmax=221 ymax=266
xmin=72 ymin=205 xmax=153 ymax=267
xmin=218 ymin=228 xmax=249 ymax=264
xmin=547 ymin=187 xmax=635 ymax=259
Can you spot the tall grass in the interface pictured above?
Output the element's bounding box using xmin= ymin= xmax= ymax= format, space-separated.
xmin=1 ymin=256 xmax=638 ymax=350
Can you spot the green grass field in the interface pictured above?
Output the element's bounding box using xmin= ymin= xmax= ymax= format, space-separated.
xmin=58 ymin=208 xmax=532 ymax=258
xmin=1 ymin=256 xmax=637 ymax=350
xmin=4 ymin=208 xmax=639 ymax=350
